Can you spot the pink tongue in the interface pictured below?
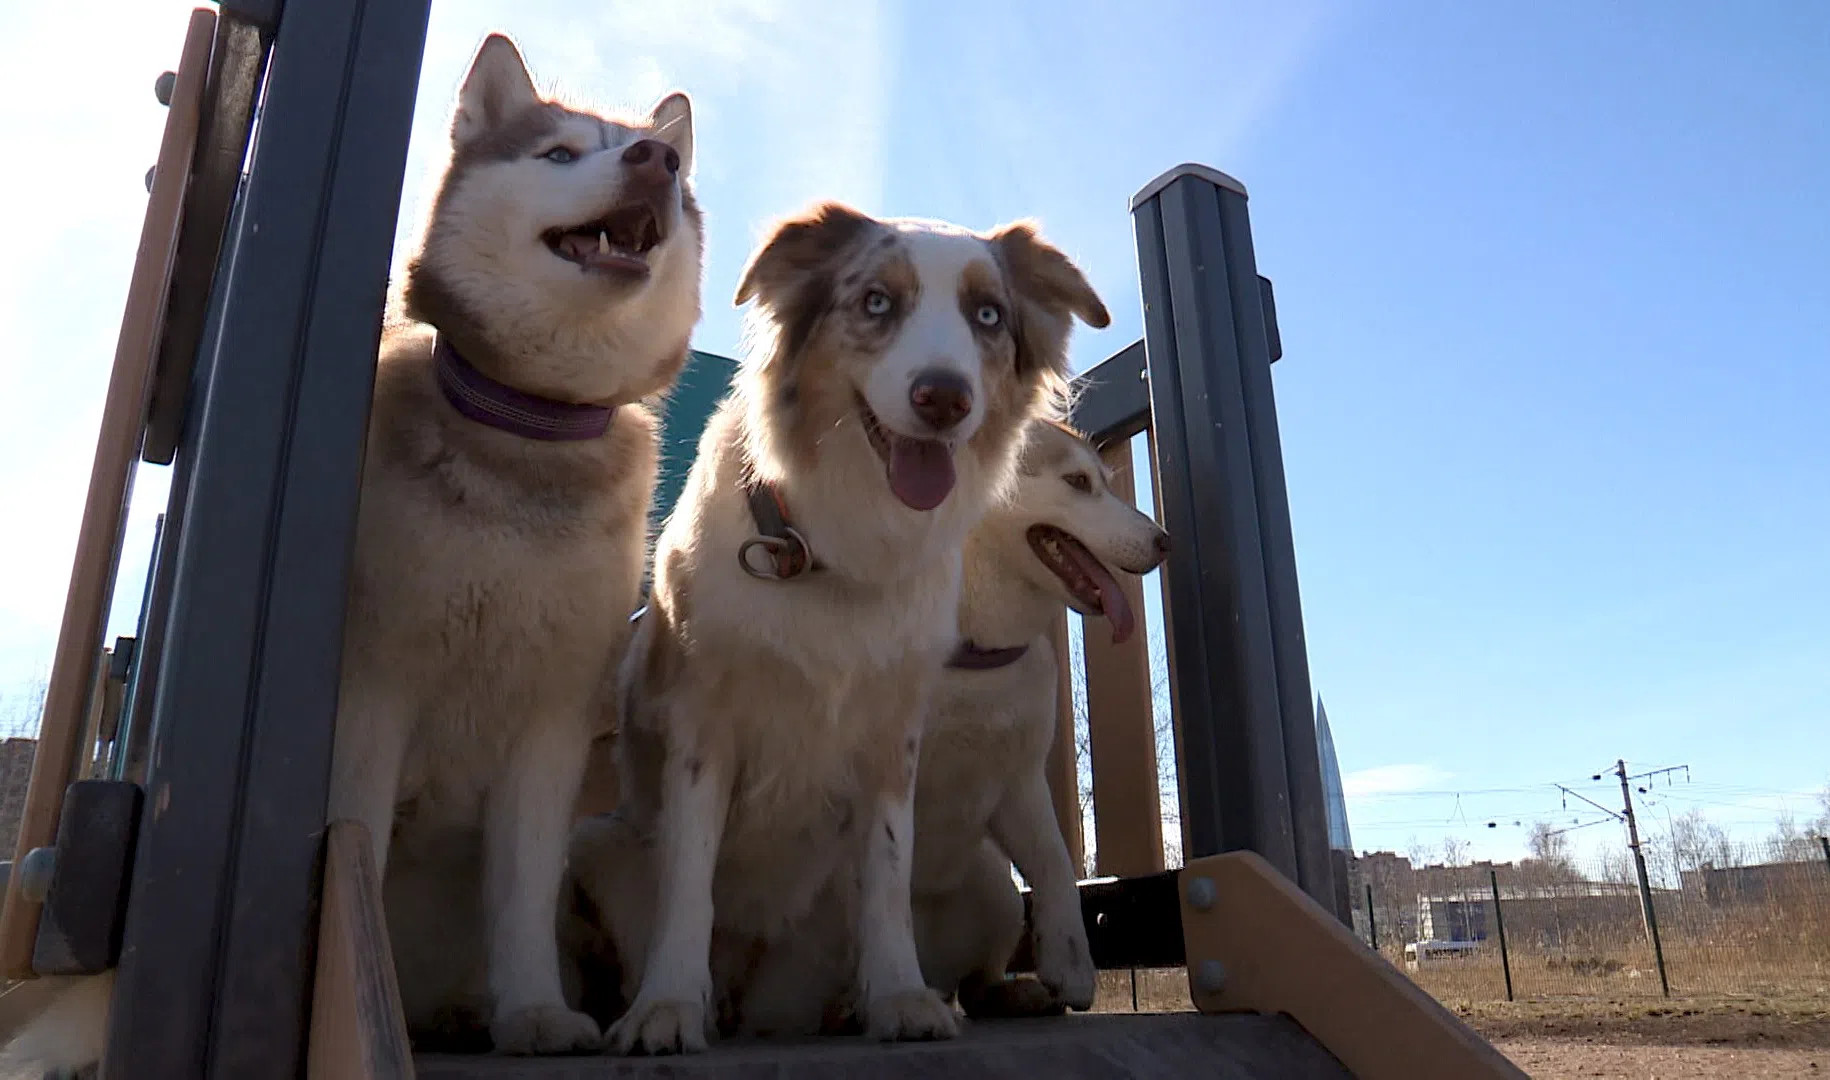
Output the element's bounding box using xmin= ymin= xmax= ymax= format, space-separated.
xmin=887 ymin=437 xmax=955 ymax=511
xmin=1064 ymin=542 xmax=1135 ymax=644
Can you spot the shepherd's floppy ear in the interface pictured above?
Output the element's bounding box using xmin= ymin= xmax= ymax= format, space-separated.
xmin=989 ymin=221 xmax=1110 ymax=330
xmin=646 ymin=92 xmax=695 ymax=178
xmin=453 ymin=33 xmax=539 ymax=145
xmin=733 ymin=202 xmax=875 ymax=309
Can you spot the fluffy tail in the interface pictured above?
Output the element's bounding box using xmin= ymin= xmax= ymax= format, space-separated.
xmin=0 ymin=971 xmax=112 ymax=1076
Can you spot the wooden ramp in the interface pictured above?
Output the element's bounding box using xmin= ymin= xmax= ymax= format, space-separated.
xmin=416 ymin=1013 xmax=1352 ymax=1080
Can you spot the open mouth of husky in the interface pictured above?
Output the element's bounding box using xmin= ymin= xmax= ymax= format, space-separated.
xmin=856 ymin=393 xmax=955 ymax=512
xmin=1027 ymin=524 xmax=1135 ymax=644
xmin=543 ymin=202 xmax=665 ymax=277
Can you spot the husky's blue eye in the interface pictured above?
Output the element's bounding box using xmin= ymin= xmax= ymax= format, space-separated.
xmin=974 ymin=303 xmax=1002 ymax=328
xmin=541 ymin=146 xmax=579 ymax=164
xmin=862 ymin=289 xmax=893 ymax=317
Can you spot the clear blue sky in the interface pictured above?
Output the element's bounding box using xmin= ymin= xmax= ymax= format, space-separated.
xmin=0 ymin=0 xmax=1823 ymax=864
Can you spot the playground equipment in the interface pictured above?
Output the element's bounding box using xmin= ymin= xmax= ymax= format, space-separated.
xmin=0 ymin=3 xmax=1527 ymax=1077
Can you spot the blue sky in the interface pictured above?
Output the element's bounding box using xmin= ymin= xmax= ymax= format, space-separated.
xmin=0 ymin=0 xmax=1824 ymax=865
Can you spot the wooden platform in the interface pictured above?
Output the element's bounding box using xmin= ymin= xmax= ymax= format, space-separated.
xmin=415 ymin=1013 xmax=1352 ymax=1079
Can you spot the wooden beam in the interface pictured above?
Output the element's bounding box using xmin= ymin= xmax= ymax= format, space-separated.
xmin=1043 ymin=613 xmax=1084 ymax=876
xmin=0 ymin=7 xmax=215 ymax=980
xmin=1178 ymin=851 xmax=1528 ymax=1080
xmin=308 ymin=821 xmax=413 ymax=1080
xmin=1083 ymin=441 xmax=1164 ymax=878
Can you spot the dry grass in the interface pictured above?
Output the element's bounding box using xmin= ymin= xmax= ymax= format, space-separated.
xmin=1089 ymin=965 xmax=1830 ymax=1047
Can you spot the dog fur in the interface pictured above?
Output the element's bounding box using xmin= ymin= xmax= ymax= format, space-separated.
xmin=566 ymin=203 xmax=1109 ymax=1054
xmin=0 ymin=29 xmax=706 ymax=1073
xmin=586 ymin=419 xmax=1170 ymax=1033
xmin=329 ymin=34 xmax=701 ymax=1055
xmin=909 ymin=419 xmax=1168 ymax=1016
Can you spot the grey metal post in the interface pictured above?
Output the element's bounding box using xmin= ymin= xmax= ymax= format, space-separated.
xmin=1615 ymin=759 xmax=1671 ymax=998
xmin=1130 ymin=164 xmax=1336 ymax=912
xmin=102 ymin=1 xmax=431 ymax=1076
xmin=1489 ymin=868 xmax=1513 ymax=1002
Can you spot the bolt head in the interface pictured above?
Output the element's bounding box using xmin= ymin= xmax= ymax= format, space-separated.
xmin=154 ymin=71 xmax=176 ymax=106
xmin=1194 ymin=958 xmax=1228 ymax=996
xmin=18 ymin=846 xmax=57 ymax=904
xmin=145 ymin=165 xmax=157 ymax=194
xmin=1185 ymin=874 xmax=1216 ymax=912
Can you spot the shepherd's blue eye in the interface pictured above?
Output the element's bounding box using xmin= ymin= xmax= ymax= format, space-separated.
xmin=541 ymin=146 xmax=579 ymax=164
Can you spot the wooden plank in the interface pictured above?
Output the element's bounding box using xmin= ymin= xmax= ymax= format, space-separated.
xmin=1042 ymin=613 xmax=1084 ymax=876
xmin=416 ymin=1012 xmax=1352 ymax=1079
xmin=0 ymin=7 xmax=216 ymax=981
xmin=1143 ymin=426 xmax=1192 ymax=862
xmin=308 ymin=820 xmax=414 ymax=1080
xmin=1178 ymin=851 xmax=1528 ymax=1080
xmin=1082 ymin=440 xmax=1164 ymax=878
xmin=75 ymin=651 xmax=111 ymax=782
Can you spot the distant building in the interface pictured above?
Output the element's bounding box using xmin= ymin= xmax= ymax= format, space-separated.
xmin=0 ymin=737 xmax=36 ymax=855
xmin=1315 ymin=695 xmax=1353 ymax=852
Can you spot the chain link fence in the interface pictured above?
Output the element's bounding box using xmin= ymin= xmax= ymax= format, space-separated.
xmin=1354 ymin=837 xmax=1830 ymax=1001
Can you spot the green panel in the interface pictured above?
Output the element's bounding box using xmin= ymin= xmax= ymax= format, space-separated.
xmin=653 ymin=349 xmax=738 ymax=530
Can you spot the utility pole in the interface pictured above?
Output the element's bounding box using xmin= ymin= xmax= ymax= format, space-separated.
xmin=1613 ymin=759 xmax=1671 ymax=997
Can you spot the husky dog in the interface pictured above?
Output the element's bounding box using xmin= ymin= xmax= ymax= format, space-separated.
xmin=908 ymin=418 xmax=1168 ymax=1016
xmin=568 ymin=203 xmax=1109 ymax=1053
xmin=327 ymin=34 xmax=701 ymax=1055
xmin=1 ymin=31 xmax=704 ymax=1073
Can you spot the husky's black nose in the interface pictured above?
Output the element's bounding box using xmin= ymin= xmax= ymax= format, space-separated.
xmin=622 ymin=139 xmax=680 ymax=186
xmin=909 ymin=370 xmax=973 ymax=432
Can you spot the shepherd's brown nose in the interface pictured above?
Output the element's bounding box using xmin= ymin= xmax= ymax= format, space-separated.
xmin=910 ymin=370 xmax=973 ymax=431
xmin=621 ymin=138 xmax=680 ymax=186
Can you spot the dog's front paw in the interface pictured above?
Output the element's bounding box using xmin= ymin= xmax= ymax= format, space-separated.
xmin=606 ymin=998 xmax=709 ymax=1056
xmin=490 ymin=1003 xmax=602 ymax=1055
xmin=959 ymin=973 xmax=1064 ymax=1020
xmin=1037 ymin=928 xmax=1097 ymax=1011
xmin=865 ymin=987 xmax=960 ymax=1042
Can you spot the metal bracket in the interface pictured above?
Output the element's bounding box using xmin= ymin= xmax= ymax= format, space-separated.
xmin=32 ymin=781 xmax=144 ymax=976
xmin=1178 ymin=851 xmax=1528 ymax=1080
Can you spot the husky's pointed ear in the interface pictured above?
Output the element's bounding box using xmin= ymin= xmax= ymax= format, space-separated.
xmin=646 ymin=92 xmax=694 ymax=179
xmin=989 ymin=221 xmax=1109 ymax=377
xmin=734 ymin=202 xmax=875 ymax=309
xmin=453 ymin=33 xmax=539 ymax=145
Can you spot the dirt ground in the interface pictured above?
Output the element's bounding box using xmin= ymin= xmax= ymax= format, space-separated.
xmin=1459 ymin=997 xmax=1830 ymax=1078
xmin=1101 ymin=970 xmax=1830 ymax=1077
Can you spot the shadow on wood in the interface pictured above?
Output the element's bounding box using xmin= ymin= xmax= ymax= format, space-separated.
xmin=309 ymin=820 xmax=413 ymax=1080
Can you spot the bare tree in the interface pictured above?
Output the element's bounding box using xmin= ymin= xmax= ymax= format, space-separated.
xmin=1439 ymin=836 xmax=1471 ymax=867
xmin=1814 ymin=785 xmax=1830 ymax=839
xmin=0 ymin=676 xmax=50 ymax=740
xmin=1667 ymin=809 xmax=1736 ymax=871
xmin=1526 ymin=820 xmax=1572 ymax=869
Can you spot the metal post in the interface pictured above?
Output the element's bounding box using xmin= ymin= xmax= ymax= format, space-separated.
xmin=1488 ymin=868 xmax=1513 ymax=1002
xmin=101 ymin=1 xmax=431 ymax=1076
xmin=1615 ymin=760 xmax=1671 ymax=998
xmin=1366 ymin=883 xmax=1378 ymax=950
xmin=1130 ymin=164 xmax=1336 ymax=912
xmin=1819 ymin=835 xmax=1829 ymax=874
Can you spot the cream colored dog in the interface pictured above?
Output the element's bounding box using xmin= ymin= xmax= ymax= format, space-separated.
xmin=908 ymin=418 xmax=1168 ymax=1017
xmin=595 ymin=419 xmax=1170 ymax=1032
xmin=574 ymin=203 xmax=1108 ymax=1054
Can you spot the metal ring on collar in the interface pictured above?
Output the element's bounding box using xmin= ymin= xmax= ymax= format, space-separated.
xmin=737 ymin=527 xmax=811 ymax=580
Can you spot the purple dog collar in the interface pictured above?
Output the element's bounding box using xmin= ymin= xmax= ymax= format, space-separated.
xmin=434 ymin=335 xmax=615 ymax=442
xmin=946 ymin=640 xmax=1030 ymax=671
